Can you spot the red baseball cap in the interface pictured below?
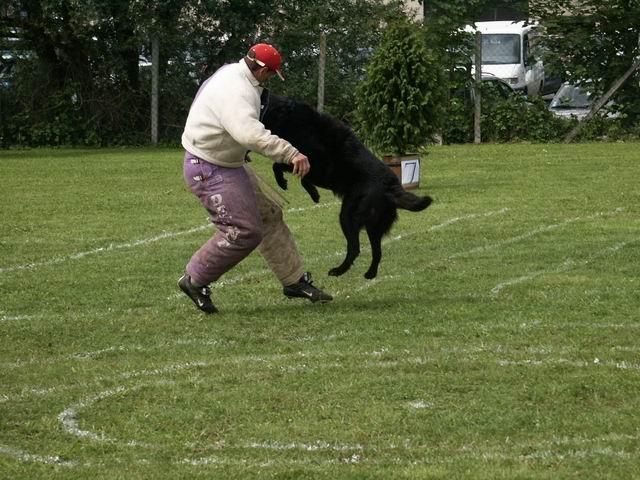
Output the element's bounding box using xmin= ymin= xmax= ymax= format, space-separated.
xmin=247 ymin=43 xmax=285 ymax=81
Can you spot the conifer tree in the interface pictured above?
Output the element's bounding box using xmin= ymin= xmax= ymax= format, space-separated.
xmin=355 ymin=20 xmax=445 ymax=155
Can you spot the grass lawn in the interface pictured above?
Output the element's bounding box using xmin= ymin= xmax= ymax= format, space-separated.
xmin=1 ymin=143 xmax=639 ymax=479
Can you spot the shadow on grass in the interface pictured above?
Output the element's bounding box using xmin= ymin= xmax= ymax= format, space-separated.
xmin=221 ymin=294 xmax=427 ymax=318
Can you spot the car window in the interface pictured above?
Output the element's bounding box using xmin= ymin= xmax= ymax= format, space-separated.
xmin=550 ymin=85 xmax=591 ymax=109
xmin=495 ymin=81 xmax=513 ymax=99
xmin=523 ymin=36 xmax=530 ymax=67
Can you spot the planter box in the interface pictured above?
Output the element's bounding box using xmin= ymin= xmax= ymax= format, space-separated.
xmin=382 ymin=154 xmax=421 ymax=190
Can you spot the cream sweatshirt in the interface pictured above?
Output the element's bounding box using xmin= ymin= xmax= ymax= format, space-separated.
xmin=181 ymin=60 xmax=299 ymax=167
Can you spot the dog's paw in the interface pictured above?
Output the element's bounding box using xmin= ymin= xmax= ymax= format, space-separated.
xmin=311 ymin=192 xmax=320 ymax=203
xmin=364 ymin=269 xmax=377 ymax=280
xmin=276 ymin=178 xmax=288 ymax=190
xmin=328 ymin=267 xmax=344 ymax=277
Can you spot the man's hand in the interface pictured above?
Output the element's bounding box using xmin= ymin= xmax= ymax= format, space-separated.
xmin=291 ymin=153 xmax=310 ymax=178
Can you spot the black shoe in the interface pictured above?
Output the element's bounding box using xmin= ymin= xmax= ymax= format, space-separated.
xmin=283 ymin=272 xmax=333 ymax=303
xmin=178 ymin=274 xmax=218 ymax=314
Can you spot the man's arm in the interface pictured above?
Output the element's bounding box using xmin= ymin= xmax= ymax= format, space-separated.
xmin=216 ymin=87 xmax=303 ymax=168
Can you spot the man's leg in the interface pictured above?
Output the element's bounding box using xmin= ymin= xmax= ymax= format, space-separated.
xmin=179 ymin=154 xmax=264 ymax=312
xmin=245 ymin=166 xmax=332 ymax=303
xmin=245 ymin=165 xmax=304 ymax=286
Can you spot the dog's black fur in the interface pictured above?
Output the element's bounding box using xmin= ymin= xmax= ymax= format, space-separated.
xmin=260 ymin=92 xmax=433 ymax=279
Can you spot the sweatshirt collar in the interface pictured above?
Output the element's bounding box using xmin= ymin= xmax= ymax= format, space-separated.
xmin=238 ymin=59 xmax=262 ymax=87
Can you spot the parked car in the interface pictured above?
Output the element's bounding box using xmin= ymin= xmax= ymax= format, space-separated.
xmin=454 ymin=74 xmax=518 ymax=104
xmin=548 ymin=83 xmax=617 ymax=120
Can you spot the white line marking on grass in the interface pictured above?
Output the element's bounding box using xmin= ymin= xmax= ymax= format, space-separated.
xmin=476 ymin=447 xmax=633 ymax=462
xmin=59 ymin=386 xmax=130 ymax=442
xmin=330 ymin=208 xmax=511 ymax=295
xmin=445 ymin=208 xmax=624 ymax=263
xmin=53 ymin=351 xmax=640 ymax=450
xmin=0 ymin=444 xmax=76 ymax=466
xmin=2 ymin=439 xmax=634 ymax=469
xmin=179 ymin=446 xmax=635 ymax=467
xmin=0 ymin=225 xmax=211 ymax=274
xmin=9 ymin=341 xmax=640 ymax=404
xmin=491 ymin=240 xmax=637 ymax=295
xmin=520 ymin=447 xmax=631 ymax=461
xmin=354 ymin=208 xmax=624 ymax=294
xmin=428 ymin=208 xmax=510 ymax=232
xmin=5 ymin=346 xmax=640 ymax=467
xmin=498 ymin=357 xmax=640 ymax=371
xmin=4 ymin=351 xmax=351 ymax=402
xmin=117 ymin=361 xmax=207 ymax=380
xmin=69 ymin=345 xmax=129 ymax=360
xmin=534 ymin=431 xmax=640 ymax=448
xmin=166 ymin=208 xmax=510 ymax=300
xmin=59 ymin=380 xmax=186 ymax=448
xmin=517 ymin=320 xmax=640 ymax=330
xmin=178 ymin=457 xmax=347 ymax=467
xmin=387 ymin=208 xmax=511 ymax=243
xmin=612 ymin=346 xmax=640 ymax=353
xmin=2 ymin=339 xmax=225 ymax=371
xmin=245 ymin=440 xmax=363 ymax=452
xmin=2 ymin=332 xmax=347 ymax=372
xmin=285 ymin=201 xmax=340 ymax=213
xmin=1 ymin=361 xmax=207 ymax=404
xmin=58 ymin=380 xmax=367 ymax=453
xmin=0 ymin=203 xmax=338 ymax=275
xmin=0 ymin=314 xmax=36 ymax=322
xmin=203 ymin=206 xmax=499 ymax=293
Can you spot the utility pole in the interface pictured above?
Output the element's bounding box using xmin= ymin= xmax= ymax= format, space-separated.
xmin=423 ymin=0 xmax=431 ymax=18
xmin=474 ymin=31 xmax=482 ymax=144
xmin=317 ymin=30 xmax=326 ymax=112
xmin=151 ymin=35 xmax=159 ymax=145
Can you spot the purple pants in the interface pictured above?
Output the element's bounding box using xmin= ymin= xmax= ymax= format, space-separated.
xmin=183 ymin=152 xmax=303 ymax=287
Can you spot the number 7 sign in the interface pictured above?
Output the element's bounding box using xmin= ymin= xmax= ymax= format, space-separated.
xmin=401 ymin=159 xmax=420 ymax=187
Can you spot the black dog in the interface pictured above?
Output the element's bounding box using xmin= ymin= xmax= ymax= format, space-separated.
xmin=260 ymin=92 xmax=433 ymax=279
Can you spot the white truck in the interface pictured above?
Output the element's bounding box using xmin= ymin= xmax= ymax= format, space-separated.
xmin=466 ymin=20 xmax=545 ymax=96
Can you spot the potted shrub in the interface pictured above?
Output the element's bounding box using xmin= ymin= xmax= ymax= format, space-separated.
xmin=355 ymin=19 xmax=445 ymax=189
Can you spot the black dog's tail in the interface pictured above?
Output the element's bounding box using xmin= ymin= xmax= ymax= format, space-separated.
xmin=391 ymin=184 xmax=433 ymax=211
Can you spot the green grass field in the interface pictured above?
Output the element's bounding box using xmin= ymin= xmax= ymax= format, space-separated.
xmin=1 ymin=143 xmax=639 ymax=479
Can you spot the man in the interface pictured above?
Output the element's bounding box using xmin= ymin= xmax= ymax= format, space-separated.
xmin=178 ymin=43 xmax=333 ymax=313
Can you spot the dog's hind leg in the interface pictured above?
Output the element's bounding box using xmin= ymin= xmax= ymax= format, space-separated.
xmin=364 ymin=224 xmax=384 ymax=279
xmin=328 ymin=202 xmax=361 ymax=276
xmin=363 ymin=201 xmax=397 ymax=279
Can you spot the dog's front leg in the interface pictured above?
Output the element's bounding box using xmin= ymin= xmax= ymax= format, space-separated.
xmin=272 ymin=163 xmax=290 ymax=190
xmin=301 ymin=178 xmax=320 ymax=203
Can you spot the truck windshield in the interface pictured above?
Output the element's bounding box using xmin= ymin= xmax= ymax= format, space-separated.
xmin=481 ymin=34 xmax=520 ymax=64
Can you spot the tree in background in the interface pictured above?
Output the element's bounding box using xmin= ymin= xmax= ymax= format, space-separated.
xmin=532 ymin=0 xmax=640 ymax=128
xmin=0 ymin=1 xmax=186 ymax=145
xmin=263 ymin=0 xmax=406 ymax=123
xmin=4 ymin=0 xmax=638 ymax=147
xmin=355 ymin=19 xmax=446 ymax=155
xmin=0 ymin=0 xmax=405 ymax=146
xmin=419 ymin=0 xmax=504 ymax=144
